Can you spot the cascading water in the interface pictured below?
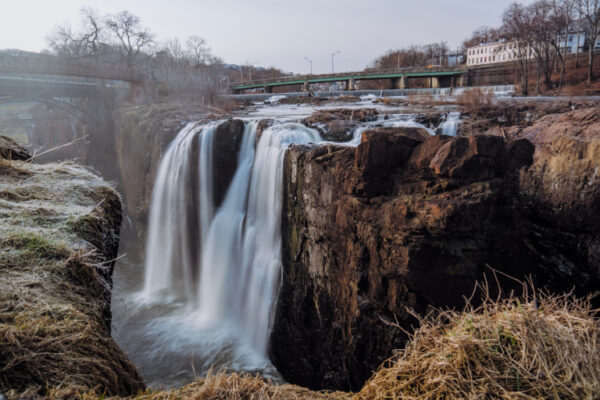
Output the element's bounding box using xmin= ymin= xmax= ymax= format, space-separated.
xmin=112 ymin=100 xmax=462 ymax=388
xmin=119 ymin=119 xmax=321 ymax=386
xmin=438 ymin=112 xmax=461 ymax=136
xmin=197 ymin=122 xmax=320 ymax=353
xmin=141 ymin=122 xmax=218 ymax=302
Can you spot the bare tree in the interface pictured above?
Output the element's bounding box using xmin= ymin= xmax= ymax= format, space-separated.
xmin=529 ymin=0 xmax=557 ymax=92
xmin=46 ymin=8 xmax=104 ymax=59
xmin=502 ymin=2 xmax=535 ymax=95
xmin=186 ymin=36 xmax=213 ymax=67
xmin=552 ymin=0 xmax=576 ymax=90
xmin=105 ymin=11 xmax=155 ymax=70
xmin=579 ymin=0 xmax=600 ymax=83
xmin=164 ymin=38 xmax=186 ymax=64
xmin=576 ymin=0 xmax=583 ymax=66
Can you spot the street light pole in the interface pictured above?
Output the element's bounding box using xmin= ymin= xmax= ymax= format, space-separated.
xmin=332 ymin=50 xmax=340 ymax=74
xmin=304 ymin=57 xmax=313 ymax=75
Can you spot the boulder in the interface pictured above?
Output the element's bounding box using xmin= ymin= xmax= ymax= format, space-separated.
xmin=302 ymin=108 xmax=379 ymax=142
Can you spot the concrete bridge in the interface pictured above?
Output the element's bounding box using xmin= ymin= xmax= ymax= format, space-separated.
xmin=0 ymin=50 xmax=143 ymax=100
xmin=231 ymin=66 xmax=468 ymax=94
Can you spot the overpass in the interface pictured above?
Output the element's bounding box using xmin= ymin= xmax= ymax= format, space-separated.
xmin=231 ymin=66 xmax=468 ymax=94
xmin=0 ymin=50 xmax=143 ymax=100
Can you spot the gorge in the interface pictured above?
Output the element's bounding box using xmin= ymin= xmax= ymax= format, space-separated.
xmin=109 ymin=96 xmax=600 ymax=393
xmin=3 ymin=94 xmax=600 ymax=398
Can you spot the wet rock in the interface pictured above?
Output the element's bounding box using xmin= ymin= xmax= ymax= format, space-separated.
xmin=302 ymin=108 xmax=379 ymax=142
xmin=414 ymin=112 xmax=444 ymax=129
xmin=213 ymin=119 xmax=246 ymax=207
xmin=271 ymin=129 xmax=535 ymax=391
xmin=256 ymin=119 xmax=275 ymax=144
xmin=0 ymin=135 xmax=30 ymax=160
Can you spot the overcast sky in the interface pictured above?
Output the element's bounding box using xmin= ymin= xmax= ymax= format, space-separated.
xmin=0 ymin=0 xmax=534 ymax=74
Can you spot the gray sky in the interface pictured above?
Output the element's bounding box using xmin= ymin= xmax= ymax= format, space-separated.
xmin=0 ymin=0 xmax=533 ymax=74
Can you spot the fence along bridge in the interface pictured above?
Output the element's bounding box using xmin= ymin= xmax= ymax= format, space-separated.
xmin=231 ymin=66 xmax=468 ymax=94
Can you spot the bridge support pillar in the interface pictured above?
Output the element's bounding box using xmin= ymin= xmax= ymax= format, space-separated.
xmin=265 ymin=86 xmax=273 ymax=94
xmin=303 ymin=81 xmax=310 ymax=92
xmin=430 ymin=77 xmax=440 ymax=89
xmin=455 ymin=74 xmax=467 ymax=87
xmin=347 ymin=78 xmax=357 ymax=91
xmin=390 ymin=76 xmax=406 ymax=89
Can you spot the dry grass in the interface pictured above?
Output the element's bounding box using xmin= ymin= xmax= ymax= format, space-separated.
xmin=66 ymin=282 xmax=598 ymax=400
xmin=356 ymin=284 xmax=600 ymax=400
xmin=456 ymin=88 xmax=494 ymax=113
xmin=0 ymin=160 xmax=144 ymax=399
xmin=121 ymin=370 xmax=350 ymax=400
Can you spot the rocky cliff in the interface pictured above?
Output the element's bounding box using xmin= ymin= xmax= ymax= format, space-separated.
xmin=515 ymin=107 xmax=600 ymax=294
xmin=271 ymin=127 xmax=535 ymax=391
xmin=0 ymin=137 xmax=144 ymax=398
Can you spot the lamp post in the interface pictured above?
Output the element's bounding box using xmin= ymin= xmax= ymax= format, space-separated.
xmin=304 ymin=57 xmax=313 ymax=75
xmin=331 ymin=50 xmax=340 ymax=74
xmin=246 ymin=61 xmax=258 ymax=82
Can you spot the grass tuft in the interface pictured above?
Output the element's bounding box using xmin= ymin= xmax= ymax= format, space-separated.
xmin=355 ymin=286 xmax=600 ymax=400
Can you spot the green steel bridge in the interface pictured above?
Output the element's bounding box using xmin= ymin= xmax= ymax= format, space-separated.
xmin=231 ymin=66 xmax=468 ymax=93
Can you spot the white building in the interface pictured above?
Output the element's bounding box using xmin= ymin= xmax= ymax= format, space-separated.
xmin=466 ymin=41 xmax=530 ymax=66
xmin=466 ymin=30 xmax=594 ymax=67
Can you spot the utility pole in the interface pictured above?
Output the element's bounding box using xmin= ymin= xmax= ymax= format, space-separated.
xmin=332 ymin=50 xmax=340 ymax=74
xmin=304 ymin=57 xmax=313 ymax=75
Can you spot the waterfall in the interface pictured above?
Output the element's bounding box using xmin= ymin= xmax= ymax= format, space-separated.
xmin=141 ymin=122 xmax=219 ymax=303
xmin=141 ymin=119 xmax=320 ymax=355
xmin=438 ymin=112 xmax=461 ymax=136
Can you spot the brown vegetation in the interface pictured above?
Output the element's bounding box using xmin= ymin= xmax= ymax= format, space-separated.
xmin=0 ymin=155 xmax=144 ymax=399
xmin=356 ymin=287 xmax=600 ymax=400
xmin=456 ymin=88 xmax=494 ymax=112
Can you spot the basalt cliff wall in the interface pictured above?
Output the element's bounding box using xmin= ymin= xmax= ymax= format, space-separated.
xmin=271 ymin=128 xmax=536 ymax=391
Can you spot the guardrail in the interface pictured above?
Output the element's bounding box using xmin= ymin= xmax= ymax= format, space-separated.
xmin=232 ymin=65 xmax=468 ymax=89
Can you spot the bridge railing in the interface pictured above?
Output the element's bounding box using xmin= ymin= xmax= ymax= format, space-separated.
xmin=233 ymin=65 xmax=467 ymax=87
xmin=0 ymin=50 xmax=142 ymax=82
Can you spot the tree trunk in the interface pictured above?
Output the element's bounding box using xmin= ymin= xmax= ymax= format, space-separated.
xmin=559 ymin=54 xmax=566 ymax=91
xmin=589 ymin=46 xmax=593 ymax=85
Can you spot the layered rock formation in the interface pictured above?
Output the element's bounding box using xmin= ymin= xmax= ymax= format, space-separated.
xmin=271 ymin=127 xmax=535 ymax=391
xmin=515 ymin=107 xmax=600 ymax=294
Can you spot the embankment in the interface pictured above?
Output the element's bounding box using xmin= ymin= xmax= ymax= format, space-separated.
xmin=0 ymin=137 xmax=144 ymax=398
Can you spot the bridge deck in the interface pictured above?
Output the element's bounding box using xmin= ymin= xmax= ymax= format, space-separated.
xmin=232 ymin=66 xmax=466 ymax=91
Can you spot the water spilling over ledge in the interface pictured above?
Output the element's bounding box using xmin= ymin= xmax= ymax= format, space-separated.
xmin=110 ymin=107 xmax=464 ymax=387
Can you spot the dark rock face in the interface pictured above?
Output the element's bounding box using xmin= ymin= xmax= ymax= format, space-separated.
xmin=302 ymin=108 xmax=379 ymax=142
xmin=514 ymin=107 xmax=600 ymax=294
xmin=0 ymin=135 xmax=31 ymax=160
xmin=271 ymin=128 xmax=535 ymax=391
xmin=213 ymin=119 xmax=245 ymax=207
